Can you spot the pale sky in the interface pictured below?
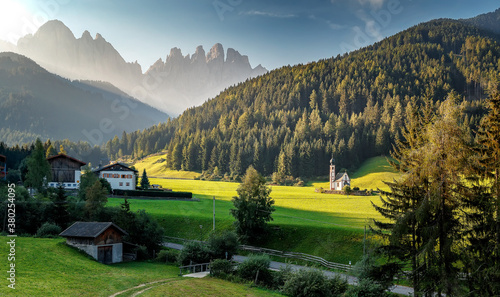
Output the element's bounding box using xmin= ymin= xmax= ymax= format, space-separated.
xmin=0 ymin=0 xmax=498 ymax=71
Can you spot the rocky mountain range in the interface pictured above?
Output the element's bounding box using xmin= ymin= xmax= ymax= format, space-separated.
xmin=1 ymin=20 xmax=267 ymax=114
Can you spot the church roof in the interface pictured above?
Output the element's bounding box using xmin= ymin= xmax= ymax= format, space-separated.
xmin=334 ymin=171 xmax=349 ymax=182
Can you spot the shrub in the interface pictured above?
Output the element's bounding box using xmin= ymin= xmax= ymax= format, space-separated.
xmin=36 ymin=222 xmax=62 ymax=238
xmin=282 ymin=268 xmax=330 ymax=297
xmin=210 ymin=259 xmax=234 ymax=277
xmin=327 ymin=276 xmax=349 ymax=296
xmin=207 ymin=230 xmax=239 ymax=260
xmin=273 ymin=264 xmax=294 ymax=290
xmin=177 ymin=241 xmax=212 ymax=265
xmin=155 ymin=249 xmax=179 ymax=263
xmin=344 ymin=278 xmax=388 ymax=297
xmin=237 ymin=254 xmax=272 ymax=284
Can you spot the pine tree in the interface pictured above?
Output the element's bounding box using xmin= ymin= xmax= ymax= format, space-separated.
xmin=59 ymin=145 xmax=67 ymax=155
xmin=230 ymin=166 xmax=274 ymax=242
xmin=45 ymin=144 xmax=56 ymax=158
xmin=140 ymin=169 xmax=150 ymax=189
xmin=25 ymin=138 xmax=51 ymax=192
xmin=85 ymin=180 xmax=108 ymax=220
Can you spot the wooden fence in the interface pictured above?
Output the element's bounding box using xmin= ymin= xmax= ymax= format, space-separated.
xmin=239 ymin=245 xmax=352 ymax=272
xmin=164 ymin=236 xmax=352 ymax=273
xmin=179 ymin=262 xmax=211 ymax=275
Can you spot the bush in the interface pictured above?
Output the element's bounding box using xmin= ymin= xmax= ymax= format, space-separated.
xmin=344 ymin=279 xmax=389 ymax=297
xmin=207 ymin=230 xmax=239 ymax=260
xmin=282 ymin=268 xmax=330 ymax=297
xmin=237 ymin=254 xmax=272 ymax=284
xmin=210 ymin=259 xmax=234 ymax=277
xmin=177 ymin=241 xmax=212 ymax=265
xmin=327 ymin=276 xmax=349 ymax=296
xmin=155 ymin=249 xmax=179 ymax=263
xmin=273 ymin=264 xmax=294 ymax=290
xmin=36 ymin=222 xmax=62 ymax=238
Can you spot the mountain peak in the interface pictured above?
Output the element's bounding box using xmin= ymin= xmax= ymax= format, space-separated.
xmin=207 ymin=43 xmax=224 ymax=63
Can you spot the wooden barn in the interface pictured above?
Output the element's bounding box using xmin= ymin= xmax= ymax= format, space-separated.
xmin=59 ymin=222 xmax=128 ymax=264
xmin=47 ymin=153 xmax=86 ymax=189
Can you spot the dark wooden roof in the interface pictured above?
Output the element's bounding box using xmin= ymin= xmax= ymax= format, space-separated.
xmin=334 ymin=171 xmax=349 ymax=182
xmin=59 ymin=222 xmax=128 ymax=238
xmin=93 ymin=162 xmax=138 ymax=173
xmin=47 ymin=153 xmax=86 ymax=166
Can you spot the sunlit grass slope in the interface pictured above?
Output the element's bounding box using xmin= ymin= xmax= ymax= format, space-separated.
xmin=114 ymin=156 xmax=399 ymax=263
xmin=313 ymin=156 xmax=400 ymax=192
xmin=0 ymin=236 xmax=282 ymax=297
xmin=132 ymin=152 xmax=200 ymax=179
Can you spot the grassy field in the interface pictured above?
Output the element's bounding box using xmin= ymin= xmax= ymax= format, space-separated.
xmin=106 ymin=156 xmax=400 ymax=264
xmin=0 ymin=236 xmax=282 ymax=297
xmin=131 ymin=152 xmax=200 ymax=179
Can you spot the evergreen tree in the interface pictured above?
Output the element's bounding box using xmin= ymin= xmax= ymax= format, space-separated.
xmin=45 ymin=144 xmax=56 ymax=158
xmin=140 ymin=169 xmax=150 ymax=189
xmin=59 ymin=145 xmax=67 ymax=155
xmin=230 ymin=166 xmax=275 ymax=242
xmin=372 ymin=96 xmax=470 ymax=296
xmin=463 ymin=91 xmax=500 ymax=295
xmin=84 ymin=180 xmax=108 ymax=220
xmin=25 ymin=138 xmax=51 ymax=192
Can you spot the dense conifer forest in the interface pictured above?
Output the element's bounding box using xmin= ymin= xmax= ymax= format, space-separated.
xmin=101 ymin=20 xmax=499 ymax=180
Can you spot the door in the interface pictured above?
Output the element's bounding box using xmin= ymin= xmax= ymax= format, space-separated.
xmin=98 ymin=246 xmax=113 ymax=264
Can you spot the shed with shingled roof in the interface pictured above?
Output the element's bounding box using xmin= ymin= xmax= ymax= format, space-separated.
xmin=60 ymin=222 xmax=128 ymax=264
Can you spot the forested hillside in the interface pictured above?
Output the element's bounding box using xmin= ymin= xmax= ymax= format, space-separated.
xmin=0 ymin=52 xmax=168 ymax=146
xmin=104 ymin=19 xmax=500 ymax=179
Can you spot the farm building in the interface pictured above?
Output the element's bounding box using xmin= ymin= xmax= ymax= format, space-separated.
xmin=93 ymin=163 xmax=138 ymax=190
xmin=47 ymin=154 xmax=86 ymax=189
xmin=329 ymin=160 xmax=350 ymax=191
xmin=60 ymin=222 xmax=128 ymax=264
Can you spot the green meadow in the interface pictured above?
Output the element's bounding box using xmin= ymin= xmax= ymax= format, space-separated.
xmin=107 ymin=156 xmax=400 ymax=264
xmin=0 ymin=236 xmax=282 ymax=297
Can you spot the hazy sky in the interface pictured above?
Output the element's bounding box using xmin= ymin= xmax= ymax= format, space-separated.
xmin=0 ymin=0 xmax=498 ymax=71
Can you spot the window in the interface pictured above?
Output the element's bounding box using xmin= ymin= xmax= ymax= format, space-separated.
xmin=121 ymin=174 xmax=126 ymax=178
xmin=126 ymin=182 xmax=130 ymax=186
xmin=119 ymin=182 xmax=123 ymax=186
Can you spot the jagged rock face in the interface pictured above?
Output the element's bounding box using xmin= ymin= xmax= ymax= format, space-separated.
xmin=10 ymin=20 xmax=268 ymax=114
xmin=17 ymin=20 xmax=142 ymax=90
xmin=143 ymin=43 xmax=267 ymax=113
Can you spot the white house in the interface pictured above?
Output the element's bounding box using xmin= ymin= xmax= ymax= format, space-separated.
xmin=94 ymin=163 xmax=137 ymax=190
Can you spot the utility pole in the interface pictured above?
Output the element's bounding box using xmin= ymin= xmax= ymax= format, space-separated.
xmin=213 ymin=196 xmax=215 ymax=231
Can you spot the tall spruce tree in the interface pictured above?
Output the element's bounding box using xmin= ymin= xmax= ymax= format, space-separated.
xmin=25 ymin=138 xmax=51 ymax=192
xmin=140 ymin=169 xmax=150 ymax=189
xmin=230 ymin=166 xmax=274 ymax=242
xmin=372 ymin=96 xmax=471 ymax=296
xmin=463 ymin=91 xmax=500 ymax=295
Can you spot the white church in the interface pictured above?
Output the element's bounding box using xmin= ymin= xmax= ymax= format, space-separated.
xmin=329 ymin=159 xmax=351 ymax=191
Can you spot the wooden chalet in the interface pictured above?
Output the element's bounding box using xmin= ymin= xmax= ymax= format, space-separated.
xmin=59 ymin=222 xmax=128 ymax=264
xmin=47 ymin=153 xmax=86 ymax=189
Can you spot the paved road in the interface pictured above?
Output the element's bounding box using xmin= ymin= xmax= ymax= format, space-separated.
xmin=163 ymin=242 xmax=413 ymax=296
